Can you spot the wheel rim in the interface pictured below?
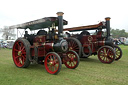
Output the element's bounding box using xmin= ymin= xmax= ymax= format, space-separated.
xmin=65 ymin=51 xmax=78 ymax=68
xmin=12 ymin=40 xmax=27 ymax=67
xmin=98 ymin=47 xmax=115 ymax=63
xmin=44 ymin=53 xmax=60 ymax=74
xmin=113 ymin=46 xmax=122 ymax=60
xmin=68 ymin=39 xmax=79 ymax=55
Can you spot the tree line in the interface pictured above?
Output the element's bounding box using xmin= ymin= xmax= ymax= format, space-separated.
xmin=111 ymin=29 xmax=128 ymax=38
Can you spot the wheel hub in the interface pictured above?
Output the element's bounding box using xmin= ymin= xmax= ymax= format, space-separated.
xmin=69 ymin=47 xmax=72 ymax=50
xmin=18 ymin=51 xmax=22 ymax=56
xmin=68 ymin=54 xmax=74 ymax=62
xmin=49 ymin=61 xmax=55 ymax=66
xmin=105 ymin=53 xmax=107 ymax=57
xmin=70 ymin=58 xmax=74 ymax=62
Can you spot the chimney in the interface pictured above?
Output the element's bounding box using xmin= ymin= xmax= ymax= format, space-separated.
xmin=56 ymin=12 xmax=64 ymax=37
xmin=105 ymin=17 xmax=111 ymax=38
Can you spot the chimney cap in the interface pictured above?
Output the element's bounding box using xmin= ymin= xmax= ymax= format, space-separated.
xmin=56 ymin=12 xmax=64 ymax=16
xmin=105 ymin=17 xmax=111 ymax=21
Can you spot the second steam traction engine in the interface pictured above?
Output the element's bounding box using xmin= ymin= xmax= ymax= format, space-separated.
xmin=10 ymin=12 xmax=79 ymax=74
xmin=64 ymin=17 xmax=122 ymax=64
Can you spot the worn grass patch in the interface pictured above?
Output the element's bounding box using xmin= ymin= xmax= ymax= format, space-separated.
xmin=0 ymin=45 xmax=128 ymax=85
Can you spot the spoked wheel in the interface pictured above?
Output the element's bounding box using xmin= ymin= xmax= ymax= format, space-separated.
xmin=12 ymin=38 xmax=30 ymax=68
xmin=98 ymin=46 xmax=115 ymax=64
xmin=64 ymin=50 xmax=79 ymax=69
xmin=44 ymin=52 xmax=62 ymax=75
xmin=113 ymin=45 xmax=122 ymax=60
xmin=66 ymin=37 xmax=82 ymax=57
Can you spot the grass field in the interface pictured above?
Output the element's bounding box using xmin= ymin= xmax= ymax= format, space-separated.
xmin=0 ymin=45 xmax=128 ymax=85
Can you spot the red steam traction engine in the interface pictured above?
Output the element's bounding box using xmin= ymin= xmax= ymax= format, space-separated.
xmin=64 ymin=17 xmax=122 ymax=64
xmin=10 ymin=12 xmax=79 ymax=74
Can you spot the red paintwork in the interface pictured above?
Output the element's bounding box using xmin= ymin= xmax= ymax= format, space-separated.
xmin=30 ymin=35 xmax=54 ymax=57
xmin=38 ymin=47 xmax=46 ymax=57
xmin=33 ymin=35 xmax=46 ymax=46
xmin=80 ymin=34 xmax=105 ymax=53
xmin=45 ymin=43 xmax=54 ymax=52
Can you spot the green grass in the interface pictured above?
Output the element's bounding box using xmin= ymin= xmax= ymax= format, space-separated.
xmin=0 ymin=45 xmax=128 ymax=85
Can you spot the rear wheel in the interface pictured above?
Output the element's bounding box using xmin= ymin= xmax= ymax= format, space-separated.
xmin=113 ymin=45 xmax=122 ymax=60
xmin=12 ymin=38 xmax=30 ymax=68
xmin=44 ymin=52 xmax=62 ymax=75
xmin=64 ymin=50 xmax=79 ymax=69
xmin=67 ymin=37 xmax=82 ymax=57
xmin=98 ymin=46 xmax=115 ymax=64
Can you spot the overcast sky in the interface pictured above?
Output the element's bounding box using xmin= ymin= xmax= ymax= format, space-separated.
xmin=0 ymin=0 xmax=128 ymax=32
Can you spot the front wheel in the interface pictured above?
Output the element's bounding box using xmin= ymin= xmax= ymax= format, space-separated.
xmin=44 ymin=52 xmax=62 ymax=75
xmin=97 ymin=46 xmax=115 ymax=64
xmin=113 ymin=45 xmax=122 ymax=60
xmin=64 ymin=50 xmax=79 ymax=69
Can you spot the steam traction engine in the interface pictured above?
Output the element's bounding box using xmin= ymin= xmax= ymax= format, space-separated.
xmin=64 ymin=17 xmax=122 ymax=64
xmin=10 ymin=12 xmax=79 ymax=74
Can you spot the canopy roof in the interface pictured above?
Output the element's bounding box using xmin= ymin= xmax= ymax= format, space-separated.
xmin=63 ymin=22 xmax=105 ymax=32
xmin=9 ymin=17 xmax=68 ymax=30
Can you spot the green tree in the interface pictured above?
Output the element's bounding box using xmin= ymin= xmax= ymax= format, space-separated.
xmin=111 ymin=29 xmax=128 ymax=38
xmin=1 ymin=26 xmax=16 ymax=40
